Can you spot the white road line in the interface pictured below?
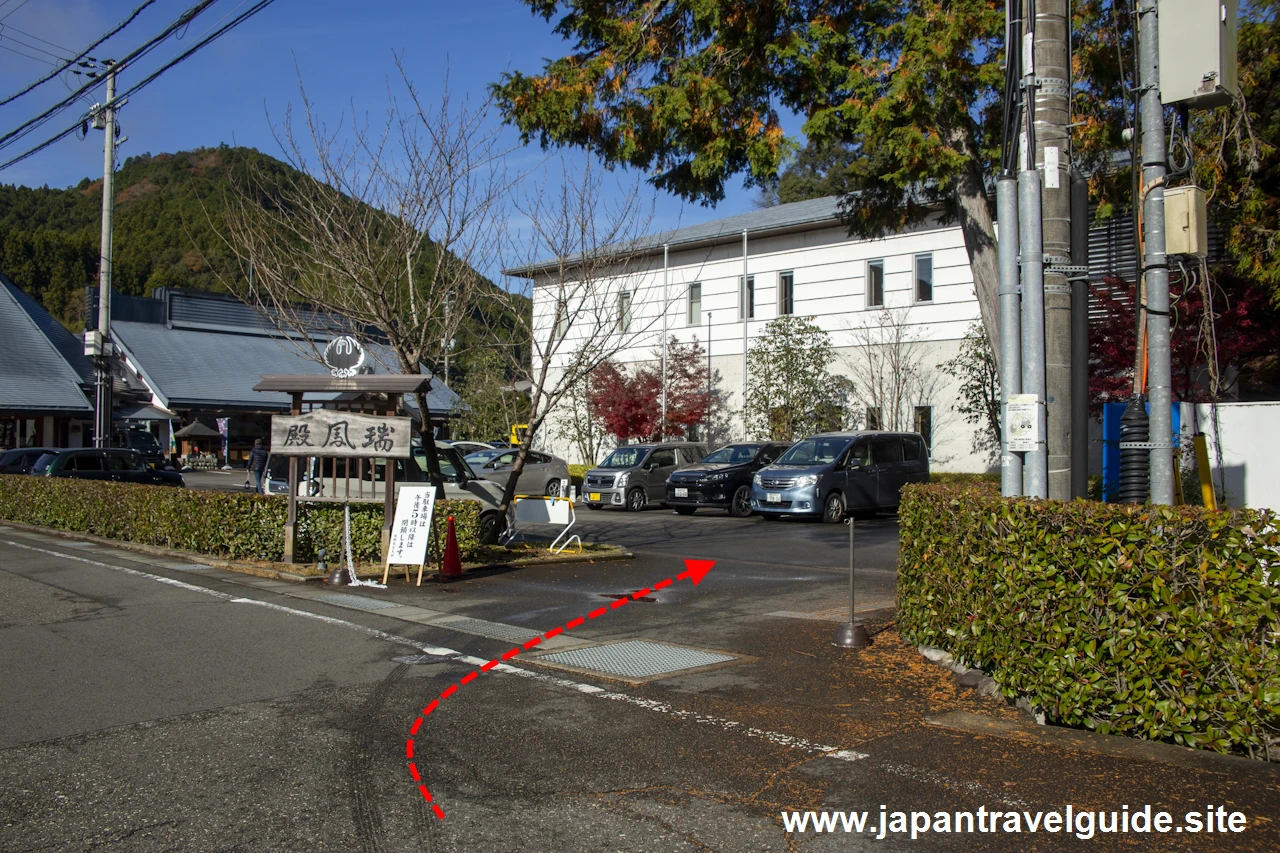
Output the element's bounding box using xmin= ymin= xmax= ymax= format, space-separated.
xmin=5 ymin=537 xmax=869 ymax=765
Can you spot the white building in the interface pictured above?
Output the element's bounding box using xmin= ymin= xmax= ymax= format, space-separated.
xmin=513 ymin=195 xmax=993 ymax=472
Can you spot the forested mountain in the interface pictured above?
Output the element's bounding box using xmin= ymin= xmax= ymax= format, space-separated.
xmin=0 ymin=146 xmax=526 ymax=343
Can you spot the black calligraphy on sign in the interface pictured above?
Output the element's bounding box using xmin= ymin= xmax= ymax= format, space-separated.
xmin=322 ymin=421 xmax=355 ymax=450
xmin=362 ymin=424 xmax=396 ymax=453
xmin=284 ymin=424 xmax=313 ymax=447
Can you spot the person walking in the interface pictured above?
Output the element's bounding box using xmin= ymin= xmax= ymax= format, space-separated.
xmin=247 ymin=438 xmax=269 ymax=494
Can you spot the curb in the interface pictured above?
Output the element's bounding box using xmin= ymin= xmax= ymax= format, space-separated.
xmin=0 ymin=520 xmax=633 ymax=583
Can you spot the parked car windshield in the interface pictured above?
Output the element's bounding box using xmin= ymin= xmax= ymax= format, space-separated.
xmin=465 ymin=449 xmax=504 ymax=465
xmin=599 ymin=447 xmax=648 ymax=469
xmin=124 ymin=431 xmax=161 ymax=450
xmin=32 ymin=452 xmax=60 ymax=473
xmin=701 ymin=444 xmax=763 ymax=465
xmin=775 ymin=437 xmax=852 ymax=466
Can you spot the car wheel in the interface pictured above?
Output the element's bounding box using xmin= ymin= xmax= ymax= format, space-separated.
xmin=729 ymin=484 xmax=753 ymax=518
xmin=545 ymin=479 xmax=562 ymax=497
xmin=674 ymin=506 xmax=696 ymax=515
xmin=823 ymin=492 xmax=845 ymax=524
xmin=626 ymin=487 xmax=646 ymax=512
xmin=478 ymin=511 xmax=507 ymax=545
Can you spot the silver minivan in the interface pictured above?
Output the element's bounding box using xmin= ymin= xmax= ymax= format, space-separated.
xmin=751 ymin=432 xmax=929 ymax=522
xmin=583 ymin=442 xmax=708 ymax=511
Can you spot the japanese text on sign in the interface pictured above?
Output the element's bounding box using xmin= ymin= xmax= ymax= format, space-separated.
xmin=270 ymin=410 xmax=412 ymax=458
xmin=387 ymin=486 xmax=437 ymax=565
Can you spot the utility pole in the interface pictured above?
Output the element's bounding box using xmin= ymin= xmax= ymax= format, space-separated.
xmin=660 ymin=243 xmax=669 ymax=441
xmin=1138 ymin=0 xmax=1174 ymax=504
xmin=741 ymin=229 xmax=748 ymax=441
xmin=1034 ymin=0 xmax=1074 ymax=501
xmin=1019 ymin=2 xmax=1048 ymax=498
xmin=87 ymin=61 xmax=119 ymax=448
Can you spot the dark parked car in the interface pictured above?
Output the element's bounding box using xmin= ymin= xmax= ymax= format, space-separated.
xmin=582 ymin=442 xmax=708 ymax=511
xmin=0 ymin=447 xmax=58 ymax=474
xmin=33 ymin=448 xmax=185 ymax=487
xmin=109 ymin=427 xmax=166 ymax=468
xmin=665 ymin=441 xmax=791 ymax=517
xmin=751 ymin=431 xmax=929 ymax=522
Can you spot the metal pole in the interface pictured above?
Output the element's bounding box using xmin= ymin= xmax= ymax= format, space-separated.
xmin=997 ymin=175 xmax=1023 ymax=497
xmin=1139 ymin=0 xmax=1174 ymax=505
xmin=833 ymin=516 xmax=871 ymax=648
xmin=1034 ymin=0 xmax=1073 ymax=501
xmin=1070 ymin=168 xmax=1090 ymax=499
xmin=94 ymin=63 xmax=118 ymax=448
xmin=1020 ymin=171 xmax=1048 ymax=499
xmin=705 ymin=310 xmax=712 ymax=440
xmin=741 ymin=229 xmax=748 ymax=440
xmin=661 ymin=243 xmax=669 ymax=440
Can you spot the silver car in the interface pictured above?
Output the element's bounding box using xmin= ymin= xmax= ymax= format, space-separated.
xmin=471 ymin=449 xmax=572 ymax=497
xmin=751 ymin=432 xmax=929 ymax=522
xmin=583 ymin=442 xmax=708 ymax=511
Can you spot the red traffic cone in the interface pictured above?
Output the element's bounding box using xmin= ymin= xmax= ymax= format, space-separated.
xmin=441 ymin=515 xmax=462 ymax=578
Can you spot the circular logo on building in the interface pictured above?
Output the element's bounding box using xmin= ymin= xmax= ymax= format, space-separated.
xmin=324 ymin=336 xmax=365 ymax=378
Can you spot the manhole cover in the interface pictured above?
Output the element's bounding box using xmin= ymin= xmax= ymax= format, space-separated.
xmin=322 ymin=593 xmax=403 ymax=611
xmin=535 ymin=640 xmax=737 ymax=681
xmin=436 ymin=617 xmax=540 ymax=644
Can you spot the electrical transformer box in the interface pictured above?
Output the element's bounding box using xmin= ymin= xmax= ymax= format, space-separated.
xmin=1164 ymin=184 xmax=1209 ymax=257
xmin=1157 ymin=0 xmax=1238 ymax=108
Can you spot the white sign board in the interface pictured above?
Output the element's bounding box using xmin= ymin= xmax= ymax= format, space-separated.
xmin=1006 ymin=394 xmax=1041 ymax=452
xmin=271 ymin=410 xmax=412 ymax=458
xmin=514 ymin=496 xmax=572 ymax=526
xmin=386 ymin=486 xmax=437 ymax=565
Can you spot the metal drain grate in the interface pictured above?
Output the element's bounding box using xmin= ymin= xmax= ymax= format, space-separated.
xmin=536 ymin=640 xmax=736 ymax=679
xmin=322 ymin=593 xmax=404 ymax=612
xmin=436 ymin=617 xmax=540 ymax=644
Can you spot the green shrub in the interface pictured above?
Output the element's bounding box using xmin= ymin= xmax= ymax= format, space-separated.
xmin=898 ymin=483 xmax=1280 ymax=757
xmin=929 ymin=471 xmax=1001 ymax=485
xmin=567 ymin=464 xmax=590 ymax=489
xmin=0 ymin=475 xmax=485 ymax=565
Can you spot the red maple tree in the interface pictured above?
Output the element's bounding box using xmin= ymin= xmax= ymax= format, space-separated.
xmin=1089 ymin=270 xmax=1280 ymax=416
xmin=589 ymin=337 xmax=716 ymax=441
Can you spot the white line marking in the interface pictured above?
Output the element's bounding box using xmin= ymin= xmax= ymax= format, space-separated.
xmin=5 ymin=538 xmax=868 ymax=764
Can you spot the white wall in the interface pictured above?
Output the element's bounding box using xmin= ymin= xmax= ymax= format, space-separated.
xmin=1191 ymin=402 xmax=1280 ymax=513
xmin=530 ymin=218 xmax=992 ymax=471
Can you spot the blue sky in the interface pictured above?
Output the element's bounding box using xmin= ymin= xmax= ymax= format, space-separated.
xmin=0 ymin=0 xmax=792 ymax=237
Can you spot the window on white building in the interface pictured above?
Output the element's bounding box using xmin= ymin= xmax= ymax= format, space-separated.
xmin=867 ymin=260 xmax=884 ymax=307
xmin=687 ymin=282 xmax=701 ymax=326
xmin=778 ymin=271 xmax=794 ymax=315
xmin=618 ymin=291 xmax=632 ymax=333
xmin=866 ymin=407 xmax=882 ymax=430
xmin=554 ymin=299 xmax=568 ymax=340
xmin=739 ymin=275 xmax=755 ymax=320
xmin=915 ymin=253 xmax=933 ymax=302
xmin=914 ymin=405 xmax=933 ymax=451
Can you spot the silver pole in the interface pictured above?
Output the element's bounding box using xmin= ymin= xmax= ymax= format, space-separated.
xmin=741 ymin=229 xmax=749 ymax=440
xmin=833 ymin=516 xmax=871 ymax=648
xmin=1139 ymin=0 xmax=1174 ymax=504
xmin=1019 ymin=170 xmax=1048 ymax=499
xmin=94 ymin=63 xmax=118 ymax=449
xmin=661 ymin=243 xmax=669 ymax=441
xmin=997 ymin=175 xmax=1023 ymax=497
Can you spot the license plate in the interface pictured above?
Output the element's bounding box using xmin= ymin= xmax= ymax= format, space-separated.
xmin=766 ymin=492 xmax=781 ymax=503
xmin=674 ymin=487 xmax=688 ymax=498
xmin=589 ymin=492 xmax=601 ymax=501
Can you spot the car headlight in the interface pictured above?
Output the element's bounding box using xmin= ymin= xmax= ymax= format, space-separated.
xmin=615 ymin=473 xmax=628 ymax=487
xmin=794 ymin=474 xmax=819 ymax=487
xmin=752 ymin=473 xmax=763 ymax=486
xmin=702 ymin=471 xmax=729 ymax=483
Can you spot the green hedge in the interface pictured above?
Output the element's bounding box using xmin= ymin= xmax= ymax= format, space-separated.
xmin=898 ymin=483 xmax=1280 ymax=757
xmin=0 ymin=474 xmax=484 ymax=565
xmin=929 ymin=471 xmax=1000 ymax=485
xmin=568 ymin=464 xmax=590 ymax=489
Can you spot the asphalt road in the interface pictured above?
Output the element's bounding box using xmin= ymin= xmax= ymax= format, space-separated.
xmin=2 ymin=513 xmax=1277 ymax=852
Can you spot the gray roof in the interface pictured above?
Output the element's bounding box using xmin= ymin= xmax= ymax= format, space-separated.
xmin=0 ymin=275 xmax=93 ymax=413
xmin=506 ymin=195 xmax=843 ymax=278
xmin=111 ymin=321 xmax=459 ymax=414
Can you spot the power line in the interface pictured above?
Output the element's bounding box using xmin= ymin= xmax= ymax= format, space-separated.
xmin=1 ymin=23 xmax=78 ymax=56
xmin=0 ymin=0 xmax=281 ymax=173
xmin=0 ymin=0 xmax=157 ymax=109
xmin=0 ymin=33 xmax=74 ymax=63
xmin=0 ymin=0 xmax=33 ymax=25
xmin=0 ymin=0 xmax=220 ymax=155
xmin=0 ymin=40 xmax=59 ymax=66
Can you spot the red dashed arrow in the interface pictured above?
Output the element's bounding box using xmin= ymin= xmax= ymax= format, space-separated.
xmin=404 ymin=559 xmax=716 ymax=819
